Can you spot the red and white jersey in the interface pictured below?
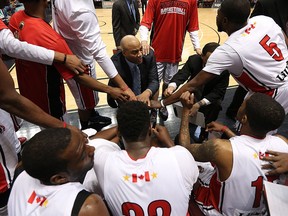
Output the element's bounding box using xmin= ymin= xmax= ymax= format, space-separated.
xmin=8 ymin=171 xmax=86 ymax=216
xmin=89 ymin=138 xmax=199 ymax=216
xmin=0 ymin=20 xmax=8 ymax=30
xmin=0 ymin=19 xmax=54 ymax=64
xmin=141 ymin=0 xmax=199 ymax=63
xmin=0 ymin=109 xmax=19 ymax=194
xmin=8 ymin=11 xmax=78 ymax=117
xmin=204 ymin=16 xmax=288 ymax=113
xmin=195 ymin=134 xmax=288 ymax=216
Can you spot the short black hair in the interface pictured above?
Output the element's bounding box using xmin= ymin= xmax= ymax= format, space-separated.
xmin=19 ymin=0 xmax=40 ymax=3
xmin=220 ymin=0 xmax=250 ymax=24
xmin=245 ymin=93 xmax=285 ymax=133
xmin=22 ymin=128 xmax=71 ymax=183
xmin=202 ymin=42 xmax=219 ymax=56
xmin=117 ymin=101 xmax=150 ymax=142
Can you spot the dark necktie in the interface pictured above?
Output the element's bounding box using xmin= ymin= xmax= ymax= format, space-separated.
xmin=129 ymin=0 xmax=136 ymax=21
xmin=131 ymin=64 xmax=141 ymax=95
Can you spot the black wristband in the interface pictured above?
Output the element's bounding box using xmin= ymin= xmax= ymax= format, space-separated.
xmin=63 ymin=54 xmax=67 ymax=64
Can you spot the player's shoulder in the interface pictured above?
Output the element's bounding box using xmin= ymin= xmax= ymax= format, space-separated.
xmin=79 ymin=194 xmax=109 ymax=216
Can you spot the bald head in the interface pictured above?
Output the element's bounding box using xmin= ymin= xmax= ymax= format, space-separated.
xmin=120 ymin=35 xmax=143 ymax=64
xmin=120 ymin=35 xmax=141 ymax=51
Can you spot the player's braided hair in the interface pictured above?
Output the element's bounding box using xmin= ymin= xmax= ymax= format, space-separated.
xmin=245 ymin=93 xmax=285 ymax=133
xmin=22 ymin=128 xmax=71 ymax=184
xmin=117 ymin=101 xmax=150 ymax=142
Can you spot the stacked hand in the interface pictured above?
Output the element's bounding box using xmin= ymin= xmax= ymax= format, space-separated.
xmin=124 ymin=88 xmax=137 ymax=101
xmin=180 ymin=91 xmax=194 ymax=112
xmin=136 ymin=91 xmax=151 ymax=106
xmin=65 ymin=55 xmax=87 ymax=74
xmin=110 ymin=87 xmax=130 ymax=102
xmin=261 ymin=150 xmax=288 ymax=175
xmin=163 ymin=86 xmax=176 ymax=97
xmin=152 ymin=125 xmax=174 ymax=147
xmin=206 ymin=121 xmax=225 ymax=133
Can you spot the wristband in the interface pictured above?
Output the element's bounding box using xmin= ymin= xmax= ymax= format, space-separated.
xmin=63 ymin=122 xmax=67 ymax=128
xmin=63 ymin=54 xmax=67 ymax=64
xmin=160 ymin=99 xmax=165 ymax=107
xmin=122 ymin=85 xmax=129 ymax=91
xmin=221 ymin=126 xmax=228 ymax=133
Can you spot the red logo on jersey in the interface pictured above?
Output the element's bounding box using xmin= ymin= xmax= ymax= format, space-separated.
xmin=244 ymin=22 xmax=256 ymax=35
xmin=132 ymin=171 xmax=151 ymax=183
xmin=28 ymin=191 xmax=47 ymax=206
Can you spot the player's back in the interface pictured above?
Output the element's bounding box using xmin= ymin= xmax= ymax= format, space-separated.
xmin=102 ymin=146 xmax=198 ymax=215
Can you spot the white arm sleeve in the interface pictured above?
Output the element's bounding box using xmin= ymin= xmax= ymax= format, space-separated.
xmin=70 ymin=11 xmax=118 ymax=78
xmin=139 ymin=25 xmax=149 ymax=42
xmin=189 ymin=30 xmax=201 ymax=50
xmin=0 ymin=29 xmax=54 ymax=65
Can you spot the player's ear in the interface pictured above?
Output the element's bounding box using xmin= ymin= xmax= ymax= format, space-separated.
xmin=240 ymin=114 xmax=248 ymax=125
xmin=50 ymin=173 xmax=69 ymax=185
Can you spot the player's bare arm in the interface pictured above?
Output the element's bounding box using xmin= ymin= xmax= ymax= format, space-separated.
xmin=179 ymin=91 xmax=194 ymax=146
xmin=111 ymin=74 xmax=136 ymax=100
xmin=53 ymin=52 xmax=87 ymax=74
xmin=0 ymin=59 xmax=76 ymax=129
xmin=73 ymin=73 xmax=129 ymax=101
xmin=78 ymin=194 xmax=110 ymax=216
xmin=150 ymin=71 xmax=217 ymax=109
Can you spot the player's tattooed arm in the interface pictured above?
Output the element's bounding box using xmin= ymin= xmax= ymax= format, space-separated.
xmin=185 ymin=139 xmax=218 ymax=162
xmin=179 ymin=106 xmax=191 ymax=147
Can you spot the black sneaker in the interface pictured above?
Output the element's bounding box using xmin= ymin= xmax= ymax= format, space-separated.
xmin=88 ymin=112 xmax=112 ymax=131
xmin=158 ymin=107 xmax=168 ymax=121
xmin=89 ymin=111 xmax=112 ymax=124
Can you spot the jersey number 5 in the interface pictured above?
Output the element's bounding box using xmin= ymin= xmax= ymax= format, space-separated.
xmin=259 ymin=35 xmax=284 ymax=61
xmin=122 ymin=200 xmax=171 ymax=216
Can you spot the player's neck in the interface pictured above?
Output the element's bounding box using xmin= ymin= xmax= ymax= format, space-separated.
xmin=24 ymin=3 xmax=46 ymax=20
xmin=227 ymin=22 xmax=247 ymax=36
xmin=126 ymin=140 xmax=152 ymax=160
xmin=240 ymin=126 xmax=266 ymax=139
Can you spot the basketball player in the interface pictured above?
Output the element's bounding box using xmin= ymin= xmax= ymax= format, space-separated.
xmin=88 ymin=101 xmax=199 ymax=215
xmin=139 ymin=0 xmax=201 ymax=121
xmin=0 ymin=0 xmax=86 ymax=73
xmin=179 ymin=92 xmax=288 ymax=215
xmin=52 ymin=0 xmax=137 ymax=130
xmin=151 ymin=0 xmax=288 ymax=115
xmin=8 ymin=128 xmax=110 ymax=216
xmin=9 ymin=0 xmax=129 ymax=123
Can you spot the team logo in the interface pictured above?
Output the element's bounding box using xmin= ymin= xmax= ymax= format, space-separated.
xmin=19 ymin=21 xmax=25 ymax=30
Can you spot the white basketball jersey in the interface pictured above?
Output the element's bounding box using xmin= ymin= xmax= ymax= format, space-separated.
xmin=0 ymin=109 xmax=20 ymax=193
xmin=226 ymin=16 xmax=288 ymax=93
xmin=195 ymin=135 xmax=288 ymax=216
xmin=92 ymin=140 xmax=199 ymax=216
xmin=8 ymin=171 xmax=86 ymax=216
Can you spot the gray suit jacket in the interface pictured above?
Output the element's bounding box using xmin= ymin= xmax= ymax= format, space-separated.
xmin=112 ymin=0 xmax=140 ymax=47
xmin=108 ymin=49 xmax=159 ymax=108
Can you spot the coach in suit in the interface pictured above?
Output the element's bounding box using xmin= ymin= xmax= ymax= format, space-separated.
xmin=112 ymin=0 xmax=140 ymax=49
xmin=108 ymin=35 xmax=159 ymax=108
xmin=166 ymin=43 xmax=229 ymax=142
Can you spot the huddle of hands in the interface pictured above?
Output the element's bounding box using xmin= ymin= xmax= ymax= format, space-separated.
xmin=155 ymin=91 xmax=288 ymax=176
